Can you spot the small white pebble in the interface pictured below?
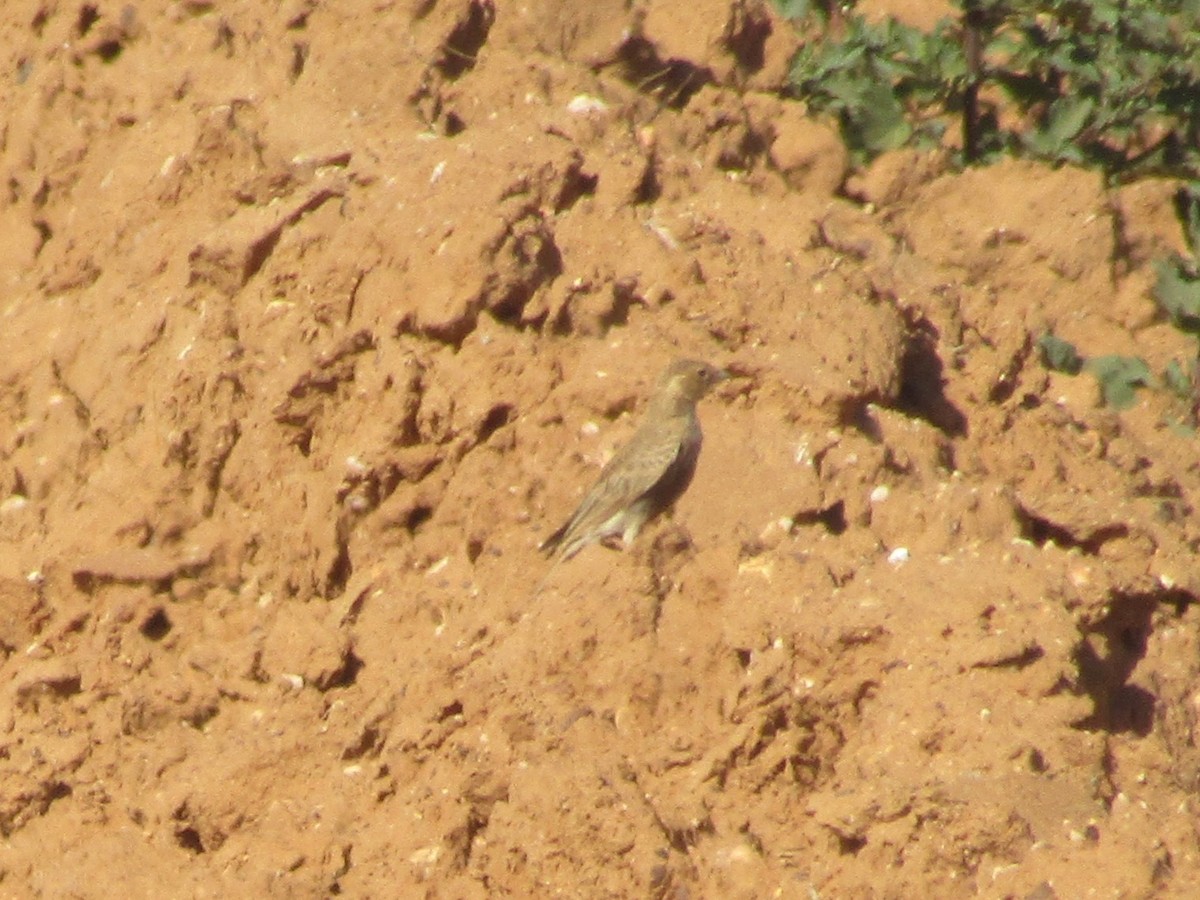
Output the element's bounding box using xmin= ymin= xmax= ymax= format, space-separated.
xmin=345 ymin=455 xmax=368 ymax=477
xmin=722 ymin=844 xmax=756 ymax=865
xmin=870 ymin=485 xmax=890 ymax=504
xmin=429 ymin=161 xmax=446 ymax=184
xmin=646 ymin=220 xmax=679 ymax=251
xmin=280 ymin=673 xmax=304 ymax=691
xmin=580 ymin=421 xmax=600 ymax=437
xmin=566 ymin=94 xmax=608 ymax=115
xmin=409 ymin=845 xmax=441 ymax=866
xmin=887 ymin=547 xmax=910 ymax=565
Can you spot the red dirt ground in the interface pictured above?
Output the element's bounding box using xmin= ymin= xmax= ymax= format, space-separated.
xmin=2 ymin=1 xmax=1200 ymax=897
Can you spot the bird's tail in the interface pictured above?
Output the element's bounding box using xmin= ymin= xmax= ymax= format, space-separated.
xmin=532 ymin=548 xmax=566 ymax=599
xmin=538 ymin=513 xmax=574 ymax=556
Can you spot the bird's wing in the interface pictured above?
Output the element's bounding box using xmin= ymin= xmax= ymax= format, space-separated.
xmin=541 ymin=418 xmax=687 ymax=554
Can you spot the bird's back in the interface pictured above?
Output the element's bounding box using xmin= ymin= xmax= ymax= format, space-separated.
xmin=541 ymin=407 xmax=700 ymax=559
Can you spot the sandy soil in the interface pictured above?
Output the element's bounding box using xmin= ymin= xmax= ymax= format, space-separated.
xmin=2 ymin=1 xmax=1200 ymax=897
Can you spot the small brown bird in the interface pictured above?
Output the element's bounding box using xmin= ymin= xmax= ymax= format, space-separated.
xmin=540 ymin=358 xmax=727 ymax=561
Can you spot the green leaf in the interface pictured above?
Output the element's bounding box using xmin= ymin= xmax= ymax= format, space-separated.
xmin=1045 ymin=96 xmax=1096 ymax=144
xmin=771 ymin=0 xmax=811 ymax=19
xmin=1038 ymin=333 xmax=1084 ymax=375
xmin=1134 ymin=11 xmax=1171 ymax=44
xmin=1178 ymin=182 xmax=1200 ymax=257
xmin=1153 ymin=257 xmax=1200 ymax=332
xmin=825 ymin=43 xmax=866 ymax=71
xmin=1085 ymin=355 xmax=1153 ymax=409
xmin=824 ymin=73 xmax=867 ymax=108
xmin=846 ymin=82 xmax=912 ymax=154
xmin=1164 ymin=359 xmax=1193 ymax=398
xmin=1091 ymin=3 xmax=1120 ymax=28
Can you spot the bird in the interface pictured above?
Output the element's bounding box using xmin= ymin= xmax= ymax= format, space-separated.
xmin=539 ymin=358 xmax=727 ymax=563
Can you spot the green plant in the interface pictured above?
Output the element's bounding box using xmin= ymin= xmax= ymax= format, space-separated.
xmin=780 ymin=0 xmax=1200 ymax=179
xmin=1154 ymin=184 xmax=1200 ymax=328
xmin=785 ymin=15 xmax=966 ymax=160
xmin=1038 ymin=334 xmax=1171 ymax=412
xmin=1084 ymin=354 xmax=1155 ymax=410
xmin=1149 ymin=182 xmax=1200 ymax=423
xmin=1034 ymin=181 xmax=1200 ymax=423
xmin=1037 ymin=333 xmax=1082 ymax=375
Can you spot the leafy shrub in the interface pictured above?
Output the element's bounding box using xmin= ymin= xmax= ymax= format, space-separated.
xmin=780 ymin=0 xmax=1200 ymax=180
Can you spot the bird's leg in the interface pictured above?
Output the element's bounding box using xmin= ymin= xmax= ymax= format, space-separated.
xmin=621 ymin=513 xmax=649 ymax=550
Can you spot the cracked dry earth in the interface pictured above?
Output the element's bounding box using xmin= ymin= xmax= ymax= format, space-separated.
xmin=2 ymin=0 xmax=1200 ymax=897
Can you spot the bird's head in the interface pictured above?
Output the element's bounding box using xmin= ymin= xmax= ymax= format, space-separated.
xmin=661 ymin=358 xmax=728 ymax=403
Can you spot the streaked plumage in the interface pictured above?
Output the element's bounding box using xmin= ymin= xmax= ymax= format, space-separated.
xmin=540 ymin=358 xmax=727 ymax=561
